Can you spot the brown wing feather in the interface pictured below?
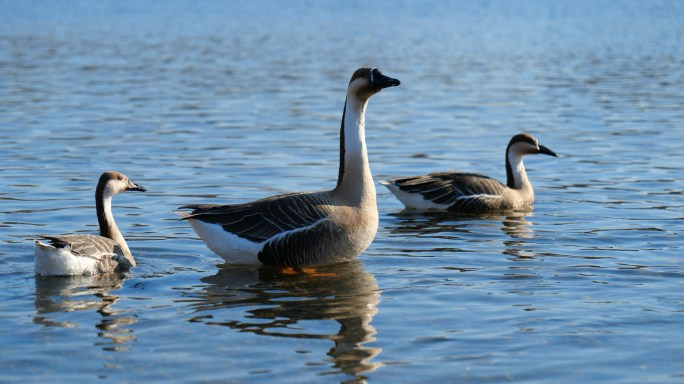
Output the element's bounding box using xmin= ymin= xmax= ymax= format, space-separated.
xmin=391 ymin=172 xmax=508 ymax=209
xmin=180 ymin=191 xmax=334 ymax=243
xmin=39 ymin=234 xmax=131 ymax=273
xmin=257 ymin=218 xmax=344 ymax=267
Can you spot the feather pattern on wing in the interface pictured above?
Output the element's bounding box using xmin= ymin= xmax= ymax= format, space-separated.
xmin=38 ymin=234 xmax=132 ymax=273
xmin=257 ymin=218 xmax=346 ymax=267
xmin=181 ymin=191 xmax=334 ymax=243
xmin=391 ymin=172 xmax=509 ymax=211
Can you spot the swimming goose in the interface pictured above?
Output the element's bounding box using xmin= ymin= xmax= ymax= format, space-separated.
xmin=180 ymin=67 xmax=400 ymax=267
xmin=34 ymin=171 xmax=147 ymax=276
xmin=381 ymin=133 xmax=558 ymax=212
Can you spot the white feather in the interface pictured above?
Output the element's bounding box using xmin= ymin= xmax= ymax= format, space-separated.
xmin=186 ymin=219 xmax=262 ymax=264
xmin=34 ymin=240 xmax=103 ymax=276
xmin=380 ymin=181 xmax=450 ymax=210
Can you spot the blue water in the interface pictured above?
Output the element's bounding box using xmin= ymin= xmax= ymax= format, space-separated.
xmin=2 ymin=1 xmax=684 ymax=382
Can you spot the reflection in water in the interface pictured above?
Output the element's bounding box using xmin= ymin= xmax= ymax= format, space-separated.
xmin=387 ymin=210 xmax=535 ymax=260
xmin=34 ymin=274 xmax=136 ymax=351
xmin=500 ymin=212 xmax=533 ymax=240
xmin=500 ymin=212 xmax=535 ymax=260
xmin=182 ymin=261 xmax=382 ymax=377
xmin=388 ymin=210 xmax=531 ymax=236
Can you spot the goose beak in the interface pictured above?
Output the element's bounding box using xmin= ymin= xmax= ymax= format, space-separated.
xmin=538 ymin=144 xmax=558 ymax=157
xmin=127 ymin=180 xmax=147 ymax=192
xmin=369 ymin=67 xmax=400 ymax=89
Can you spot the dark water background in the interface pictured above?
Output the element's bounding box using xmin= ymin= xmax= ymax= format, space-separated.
xmin=1 ymin=1 xmax=684 ymax=382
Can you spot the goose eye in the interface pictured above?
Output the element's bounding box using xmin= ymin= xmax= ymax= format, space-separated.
xmin=117 ymin=175 xmax=123 ymax=181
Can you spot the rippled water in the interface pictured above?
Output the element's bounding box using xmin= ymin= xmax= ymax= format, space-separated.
xmin=2 ymin=1 xmax=684 ymax=382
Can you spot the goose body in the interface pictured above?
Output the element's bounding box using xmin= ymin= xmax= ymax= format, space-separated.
xmin=381 ymin=133 xmax=558 ymax=212
xmin=34 ymin=171 xmax=146 ymax=276
xmin=181 ymin=68 xmax=400 ymax=267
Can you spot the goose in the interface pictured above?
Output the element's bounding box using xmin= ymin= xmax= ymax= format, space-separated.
xmin=179 ymin=67 xmax=400 ymax=267
xmin=381 ymin=133 xmax=558 ymax=212
xmin=34 ymin=171 xmax=146 ymax=276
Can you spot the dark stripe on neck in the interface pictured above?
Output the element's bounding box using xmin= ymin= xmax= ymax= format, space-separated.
xmin=505 ymin=145 xmax=515 ymax=189
xmin=95 ymin=182 xmax=113 ymax=239
xmin=335 ymin=98 xmax=348 ymax=189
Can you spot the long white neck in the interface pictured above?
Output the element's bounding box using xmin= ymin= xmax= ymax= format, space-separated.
xmin=97 ymin=191 xmax=132 ymax=259
xmin=506 ymin=151 xmax=532 ymax=192
xmin=334 ymin=95 xmax=376 ymax=206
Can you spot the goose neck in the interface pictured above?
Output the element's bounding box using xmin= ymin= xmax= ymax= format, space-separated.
xmin=506 ymin=151 xmax=531 ymax=191
xmin=334 ymin=96 xmax=375 ymax=205
xmin=96 ymin=187 xmax=132 ymax=258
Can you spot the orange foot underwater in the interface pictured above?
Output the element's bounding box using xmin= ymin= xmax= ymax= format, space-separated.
xmin=278 ymin=266 xmax=337 ymax=277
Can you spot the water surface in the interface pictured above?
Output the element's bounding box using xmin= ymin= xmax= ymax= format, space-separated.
xmin=1 ymin=1 xmax=684 ymax=382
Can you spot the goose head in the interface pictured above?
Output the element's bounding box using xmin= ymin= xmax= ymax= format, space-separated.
xmin=347 ymin=67 xmax=401 ymax=100
xmin=98 ymin=171 xmax=147 ymax=198
xmin=506 ymin=133 xmax=558 ymax=159
xmin=504 ymin=133 xmax=558 ymax=189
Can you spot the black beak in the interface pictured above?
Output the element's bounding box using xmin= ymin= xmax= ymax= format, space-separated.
xmin=127 ymin=180 xmax=147 ymax=192
xmin=538 ymin=144 xmax=559 ymax=157
xmin=369 ymin=67 xmax=400 ymax=89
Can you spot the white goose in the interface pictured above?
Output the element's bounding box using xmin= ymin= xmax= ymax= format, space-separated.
xmin=381 ymin=133 xmax=558 ymax=212
xmin=35 ymin=171 xmax=146 ymax=276
xmin=180 ymin=67 xmax=400 ymax=267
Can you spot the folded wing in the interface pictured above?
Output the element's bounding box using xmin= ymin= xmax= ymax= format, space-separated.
xmin=38 ymin=234 xmax=131 ymax=272
xmin=391 ymin=172 xmax=508 ymax=210
xmin=180 ymin=191 xmax=334 ymax=243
